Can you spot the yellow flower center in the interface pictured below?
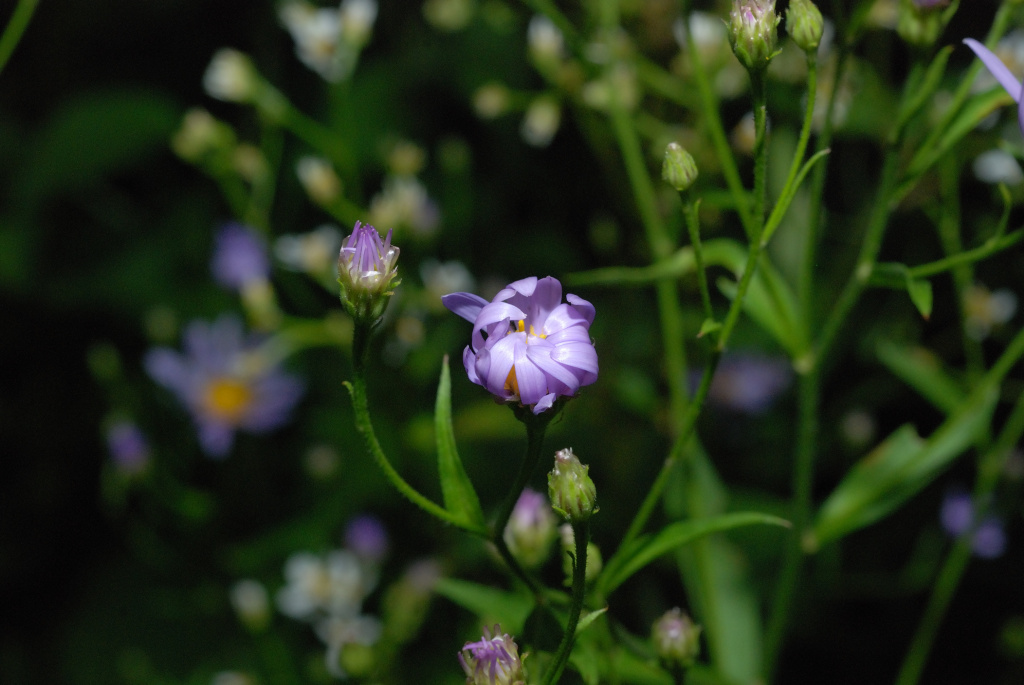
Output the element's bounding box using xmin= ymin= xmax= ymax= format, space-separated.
xmin=202 ymin=377 xmax=253 ymax=423
xmin=513 ymin=319 xmax=546 ymax=339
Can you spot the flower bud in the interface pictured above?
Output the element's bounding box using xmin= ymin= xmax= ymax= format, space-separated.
xmin=728 ymin=0 xmax=780 ymax=73
xmin=458 ymin=625 xmax=526 ymax=685
xmin=337 ymin=221 xmax=401 ymax=325
xmin=503 ymin=488 xmax=558 ymax=568
xmin=786 ymin=0 xmax=824 ymax=54
xmin=548 ymin=448 xmax=597 ymax=522
xmin=652 ymin=608 xmax=701 ymax=667
xmin=662 ymin=142 xmax=699 ymax=192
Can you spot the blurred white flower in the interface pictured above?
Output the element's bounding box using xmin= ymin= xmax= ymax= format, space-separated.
xmin=521 ymin=96 xmax=561 ymax=147
xmin=297 ymin=156 xmax=342 ymax=205
xmin=964 ymin=284 xmax=1017 ymax=340
xmin=230 ymin=579 xmax=270 ymax=631
xmin=276 ymin=550 xmax=374 ymax=621
xmin=420 ymin=259 xmax=475 ymax=305
xmin=275 ymin=225 xmax=343 ymax=277
xmin=473 ymin=82 xmax=510 ymax=119
xmin=528 ymin=15 xmax=564 ymax=63
xmin=280 ymin=0 xmax=376 ymax=81
xmin=203 ymin=49 xmax=259 ymax=103
xmin=422 ymin=0 xmax=476 ymax=32
xmin=211 ymin=673 xmax=255 ymax=685
xmin=340 ymin=0 xmax=377 ymax=46
xmin=369 ymin=176 xmax=440 ymax=235
xmin=973 ymin=149 xmax=1024 ymax=185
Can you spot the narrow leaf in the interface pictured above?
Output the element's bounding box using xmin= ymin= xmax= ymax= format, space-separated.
xmin=435 ymin=356 xmax=486 ymax=529
xmin=812 ymin=386 xmax=997 ymax=547
xmin=434 ymin=578 xmax=533 ymax=632
xmin=600 ymin=512 xmax=789 ymax=595
xmin=875 ymin=340 xmax=965 ymax=413
xmin=905 ymin=275 xmax=933 ymax=319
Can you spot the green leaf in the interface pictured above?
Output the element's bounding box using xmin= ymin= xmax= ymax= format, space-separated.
xmin=901 ymin=88 xmax=1013 ymax=194
xmin=875 ymin=340 xmax=965 ymax=414
xmin=812 ymin=385 xmax=997 ymax=547
xmin=609 ymin=650 xmax=673 ymax=685
xmin=599 ymin=512 xmax=789 ymax=596
xmin=697 ymin=318 xmax=721 ymax=338
xmin=434 ymin=578 xmax=533 ymax=632
xmin=575 ymin=607 xmax=608 ymax=635
xmin=569 ymin=639 xmax=603 ymax=685
xmin=906 ymin=275 xmax=933 ymax=320
xmin=435 ymin=356 xmax=486 ymax=530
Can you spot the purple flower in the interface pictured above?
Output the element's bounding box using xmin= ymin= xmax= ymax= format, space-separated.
xmin=106 ymin=421 xmax=151 ymax=473
xmin=144 ymin=315 xmax=304 ymax=458
xmin=345 ymin=514 xmax=389 ymax=563
xmin=699 ymin=354 xmax=792 ymax=414
xmin=442 ymin=276 xmax=598 ymax=414
xmin=940 ymin=489 xmax=1007 ymax=559
xmin=458 ymin=625 xmax=526 ymax=685
xmin=211 ymin=222 xmax=270 ymax=290
xmin=964 ymin=38 xmax=1024 ymax=137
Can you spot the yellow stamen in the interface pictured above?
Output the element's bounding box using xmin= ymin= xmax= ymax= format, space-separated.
xmin=512 ymin=319 xmax=546 ymax=340
xmin=504 ymin=366 xmax=520 ymax=396
xmin=202 ymin=377 xmax=253 ymax=422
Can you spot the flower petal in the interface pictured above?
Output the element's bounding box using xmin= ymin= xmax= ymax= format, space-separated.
xmin=964 ymin=38 xmax=1022 ymax=103
xmin=513 ymin=356 xmax=549 ymax=406
xmin=526 ymin=345 xmax=581 ymax=392
xmin=532 ymin=393 xmax=557 ymax=414
xmin=481 ymin=335 xmax=519 ymax=398
xmin=441 ymin=292 xmax=489 ymax=323
xmin=566 ymin=294 xmax=595 ymax=325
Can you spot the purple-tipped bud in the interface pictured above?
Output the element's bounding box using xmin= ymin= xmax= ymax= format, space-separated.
xmin=548 ymin=448 xmax=597 ymax=523
xmin=662 ymin=142 xmax=699 ymax=192
xmin=652 ymin=608 xmax=701 ymax=667
xmin=458 ymin=625 xmax=526 ymax=685
xmin=786 ymin=0 xmax=824 ymax=54
xmin=728 ymin=0 xmax=780 ymax=72
xmin=345 ymin=514 xmax=389 ymax=563
xmin=337 ymin=221 xmax=401 ymax=324
xmin=503 ymin=488 xmax=558 ymax=568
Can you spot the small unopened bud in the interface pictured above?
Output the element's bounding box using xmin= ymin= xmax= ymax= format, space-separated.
xmin=662 ymin=142 xmax=699 ymax=192
xmin=503 ymin=488 xmax=558 ymax=568
xmin=548 ymin=448 xmax=597 ymax=522
xmin=786 ymin=0 xmax=824 ymax=54
xmin=728 ymin=0 xmax=780 ymax=72
xmin=652 ymin=608 xmax=701 ymax=667
xmin=203 ymin=49 xmax=260 ymax=103
xmin=337 ymin=221 xmax=401 ymax=325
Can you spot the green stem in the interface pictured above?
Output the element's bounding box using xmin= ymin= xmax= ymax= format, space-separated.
xmin=750 ymin=73 xmax=769 ymax=236
xmin=348 ymin=327 xmax=485 ymax=534
xmin=903 ymin=229 xmax=1024 ymax=280
xmin=543 ymin=520 xmax=590 ymax=685
xmin=0 ymin=0 xmax=38 ymax=78
xmin=680 ymin=0 xmax=755 ymax=235
xmin=762 ymin=57 xmax=819 ymax=247
xmin=491 ymin=411 xmax=551 ymax=595
xmin=763 ymin=368 xmax=819 ymax=676
xmin=683 ymin=198 xmax=713 ymax=321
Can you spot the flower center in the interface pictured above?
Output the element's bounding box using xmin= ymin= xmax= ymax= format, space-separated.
xmin=202 ymin=377 xmax=253 ymax=422
xmin=512 ymin=318 xmax=546 ymax=340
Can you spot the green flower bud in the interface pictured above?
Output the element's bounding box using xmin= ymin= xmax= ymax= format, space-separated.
xmin=337 ymin=221 xmax=401 ymax=326
xmin=548 ymin=448 xmax=597 ymax=523
xmin=728 ymin=0 xmax=780 ymax=73
xmin=662 ymin=142 xmax=699 ymax=192
xmin=786 ymin=0 xmax=824 ymax=54
xmin=652 ymin=608 xmax=701 ymax=667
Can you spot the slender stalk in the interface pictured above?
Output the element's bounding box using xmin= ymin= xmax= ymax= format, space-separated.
xmin=542 ymin=520 xmax=590 ymax=685
xmin=0 ymin=0 xmax=39 ymax=78
xmin=683 ymin=198 xmax=713 ymax=321
xmin=348 ymin=326 xmax=486 ymax=534
xmin=490 ymin=412 xmax=551 ymax=596
xmin=905 ymin=229 xmax=1024 ymax=280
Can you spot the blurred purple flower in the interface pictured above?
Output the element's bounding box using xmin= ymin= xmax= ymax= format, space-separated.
xmin=964 ymin=38 xmax=1024 ymax=137
xmin=211 ymin=222 xmax=270 ymax=290
xmin=106 ymin=421 xmax=151 ymax=473
xmin=442 ymin=276 xmax=598 ymax=414
xmin=504 ymin=488 xmax=557 ymax=568
xmin=701 ymin=354 xmax=791 ymax=414
xmin=940 ymin=489 xmax=1007 ymax=559
xmin=144 ymin=315 xmax=304 ymax=458
xmin=345 ymin=514 xmax=389 ymax=563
